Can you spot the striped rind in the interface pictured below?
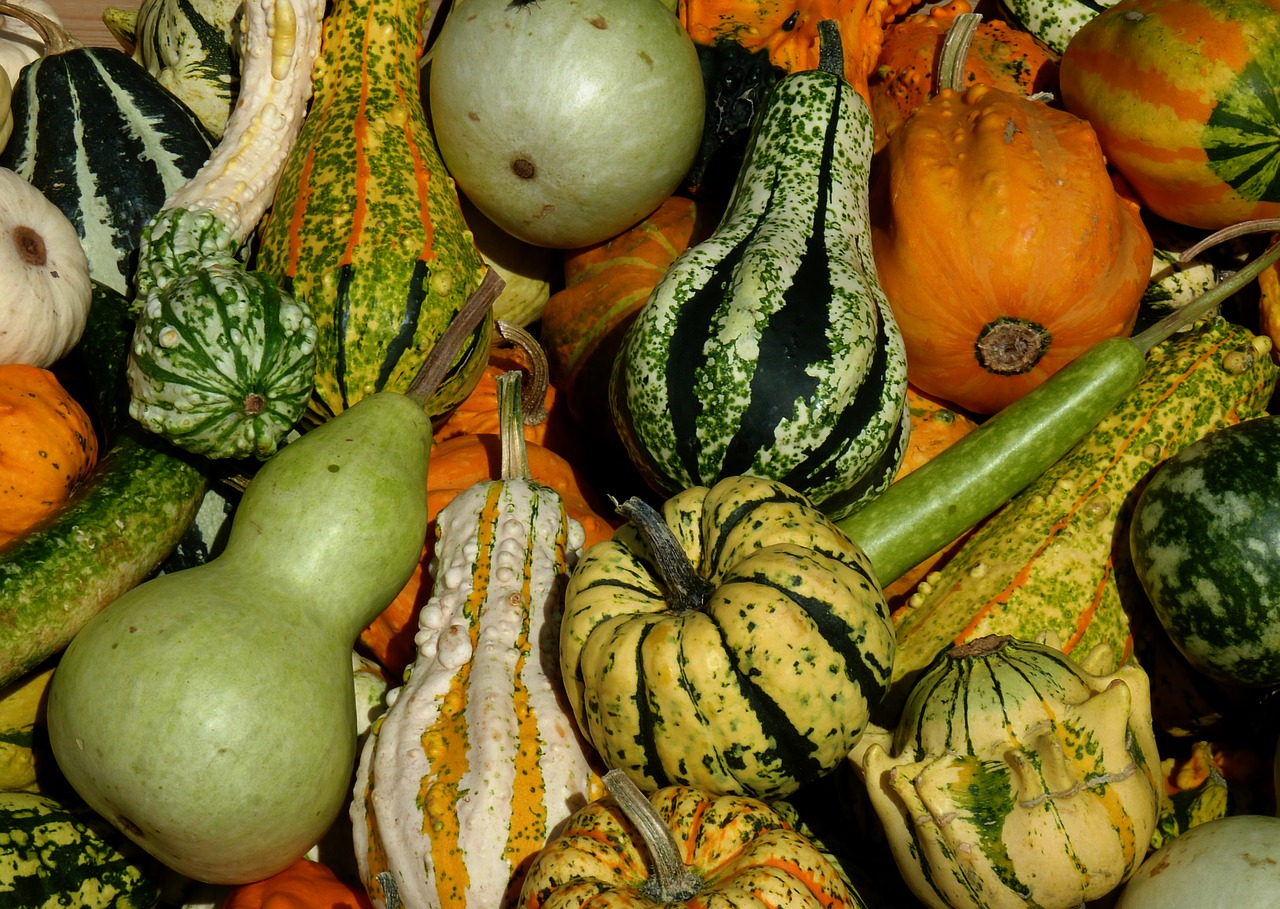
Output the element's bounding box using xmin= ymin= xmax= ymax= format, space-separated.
xmin=1130 ymin=415 xmax=1280 ymax=686
xmin=559 ymin=475 xmax=894 ymax=800
xmin=131 ymin=0 xmax=241 ymax=136
xmin=0 ymin=47 xmax=214 ymax=295
xmin=612 ymin=69 xmax=908 ymax=520
xmin=254 ymin=0 xmax=490 ymax=422
xmin=352 ymin=478 xmax=596 ymax=909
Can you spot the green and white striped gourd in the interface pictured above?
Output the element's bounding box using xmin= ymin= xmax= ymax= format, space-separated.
xmin=997 ymin=0 xmax=1120 ymax=54
xmin=352 ymin=371 xmax=599 ymax=909
xmin=126 ymin=0 xmax=325 ymax=459
xmin=854 ymin=635 xmax=1164 ymax=909
xmin=611 ymin=21 xmax=909 ymax=521
xmin=0 ymin=3 xmax=214 ymax=297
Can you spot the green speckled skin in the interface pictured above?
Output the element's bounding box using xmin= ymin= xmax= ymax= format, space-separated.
xmin=255 ymin=0 xmax=490 ymax=422
xmin=887 ymin=319 xmax=1278 ymax=711
xmin=997 ymin=0 xmax=1121 ymax=54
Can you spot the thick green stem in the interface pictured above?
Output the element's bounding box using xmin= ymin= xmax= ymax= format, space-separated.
xmin=495 ymin=369 xmax=529 ymax=482
xmin=937 ymin=12 xmax=982 ymax=93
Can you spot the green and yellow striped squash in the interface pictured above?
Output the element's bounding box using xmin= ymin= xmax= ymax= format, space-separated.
xmin=855 ymin=635 xmax=1164 ymax=909
xmin=1059 ymin=0 xmax=1280 ymax=230
xmin=559 ymin=473 xmax=895 ymax=801
xmin=884 ymin=317 xmax=1277 ymax=716
xmin=255 ymin=0 xmax=491 ymax=424
xmin=351 ymin=372 xmax=600 ymax=909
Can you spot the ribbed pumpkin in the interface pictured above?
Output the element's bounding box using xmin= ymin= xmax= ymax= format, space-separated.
xmin=0 ymin=364 xmax=98 ymax=548
xmin=1059 ymin=0 xmax=1280 ymax=231
xmin=220 ymin=856 xmax=374 ymax=909
xmin=560 ymin=474 xmax=894 ymax=801
xmin=870 ymin=81 xmax=1153 ymax=414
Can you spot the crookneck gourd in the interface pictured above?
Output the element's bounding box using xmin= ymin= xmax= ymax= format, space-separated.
xmin=611 ymin=20 xmax=909 ymax=521
xmin=560 ymin=473 xmax=895 ymax=801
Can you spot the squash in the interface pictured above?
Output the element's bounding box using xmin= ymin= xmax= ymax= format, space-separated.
xmin=254 ymin=0 xmax=491 ymax=423
xmin=0 ymin=165 xmax=92 ymax=368
xmin=0 ymin=0 xmax=59 ymax=86
xmin=560 ymin=474 xmax=895 ymax=800
xmin=352 ymin=371 xmax=601 ymax=909
xmin=0 ymin=363 xmax=98 ymax=548
xmin=219 ymin=856 xmax=374 ymax=909
xmin=870 ymin=24 xmax=1154 ymax=414
xmin=427 ymin=0 xmax=705 ymax=248
xmin=854 ymin=635 xmax=1164 ymax=909
xmin=518 ymin=768 xmax=871 ymax=909
xmin=0 ymin=3 xmax=215 ymax=298
xmin=612 ymin=22 xmax=910 ymax=519
xmin=459 ymin=195 xmax=558 ymax=329
xmin=0 ymin=663 xmax=54 ymax=791
xmin=1059 ymin=0 xmax=1280 ymax=231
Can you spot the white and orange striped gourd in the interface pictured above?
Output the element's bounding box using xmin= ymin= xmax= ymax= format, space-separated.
xmin=351 ymin=370 xmax=601 ymax=909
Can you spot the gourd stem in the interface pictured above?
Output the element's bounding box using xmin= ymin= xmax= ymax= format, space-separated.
xmin=495 ymin=370 xmax=530 ymax=482
xmin=405 ymin=267 xmax=505 ymax=405
xmin=614 ymin=496 xmax=714 ymax=613
xmin=602 ymin=769 xmax=705 ymax=903
xmin=937 ymin=12 xmax=982 ymax=93
xmin=1132 ymin=222 xmax=1280 ymax=355
xmin=815 ymin=20 xmax=844 ymax=79
xmin=495 ymin=319 xmax=551 ymax=427
xmin=0 ymin=2 xmax=82 ymax=54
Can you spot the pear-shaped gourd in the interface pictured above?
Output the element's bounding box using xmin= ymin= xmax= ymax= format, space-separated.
xmin=45 ymin=390 xmax=431 ymax=885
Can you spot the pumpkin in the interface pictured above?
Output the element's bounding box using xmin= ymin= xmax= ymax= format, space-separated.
xmin=219 ymin=857 xmax=374 ymax=909
xmin=0 ymin=165 xmax=92 ymax=368
xmin=870 ymin=73 xmax=1153 ymax=414
xmin=518 ymin=768 xmax=870 ymax=909
xmin=358 ymin=429 xmax=616 ymax=679
xmin=1059 ymin=0 xmax=1280 ymax=231
xmin=867 ymin=0 xmax=1060 ymax=149
xmin=559 ymin=474 xmax=895 ymax=800
xmin=0 ymin=364 xmax=98 ymax=548
xmin=428 ymin=0 xmax=706 ymax=248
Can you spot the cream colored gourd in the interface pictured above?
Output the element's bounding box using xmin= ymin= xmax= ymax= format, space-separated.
xmin=351 ymin=371 xmax=599 ymax=909
xmin=0 ymin=0 xmax=59 ymax=85
xmin=0 ymin=165 xmax=91 ymax=367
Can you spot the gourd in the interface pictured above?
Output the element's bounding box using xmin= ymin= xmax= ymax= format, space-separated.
xmin=0 ymin=363 xmax=98 ymax=548
xmin=869 ymin=15 xmax=1153 ymax=415
xmin=427 ymin=0 xmax=705 ymax=248
xmin=612 ymin=21 xmax=910 ymax=520
xmin=0 ymin=164 xmax=92 ymax=368
xmin=0 ymin=0 xmax=59 ymax=85
xmin=560 ymin=473 xmax=895 ymax=800
xmin=854 ymin=635 xmax=1164 ymax=909
xmin=351 ymin=371 xmax=600 ymax=909
xmin=1129 ymin=415 xmax=1280 ymax=687
xmin=460 ymin=196 xmax=558 ymax=329
xmin=1059 ymin=0 xmax=1280 ymax=231
xmin=254 ymin=0 xmax=491 ymax=423
xmin=997 ymin=0 xmax=1121 ymax=53
xmin=220 ymin=856 xmax=374 ymax=909
xmin=519 ymin=768 xmax=870 ymax=909
xmin=0 ymin=3 xmax=215 ymax=298
xmin=0 ymin=663 xmax=53 ymax=791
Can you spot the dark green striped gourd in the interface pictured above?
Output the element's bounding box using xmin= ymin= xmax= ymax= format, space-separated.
xmin=254 ymin=0 xmax=492 ymax=423
xmin=611 ymin=22 xmax=908 ymax=521
xmin=0 ymin=18 xmax=215 ymax=296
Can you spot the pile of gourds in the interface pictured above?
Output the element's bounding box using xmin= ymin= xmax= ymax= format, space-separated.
xmin=4 ymin=0 xmax=1280 ymax=906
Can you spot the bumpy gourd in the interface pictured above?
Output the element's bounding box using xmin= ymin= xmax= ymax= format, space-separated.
xmin=853 ymin=635 xmax=1164 ymax=909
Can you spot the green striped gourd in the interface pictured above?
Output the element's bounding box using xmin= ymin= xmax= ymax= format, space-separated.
xmin=559 ymin=473 xmax=895 ymax=801
xmin=885 ymin=317 xmax=1277 ymax=714
xmin=611 ymin=22 xmax=909 ymax=521
xmin=854 ymin=635 xmax=1163 ymax=909
xmin=996 ymin=0 xmax=1120 ymax=54
xmin=0 ymin=5 xmax=214 ymax=296
xmin=351 ymin=372 xmax=599 ymax=909
xmin=254 ymin=0 xmax=491 ymax=424
xmin=1060 ymin=0 xmax=1280 ymax=230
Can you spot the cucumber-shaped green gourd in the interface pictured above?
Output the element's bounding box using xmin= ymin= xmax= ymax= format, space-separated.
xmin=611 ymin=21 xmax=909 ymax=521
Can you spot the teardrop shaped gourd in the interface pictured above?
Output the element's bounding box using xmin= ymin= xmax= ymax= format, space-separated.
xmin=45 ymin=391 xmax=432 ymax=885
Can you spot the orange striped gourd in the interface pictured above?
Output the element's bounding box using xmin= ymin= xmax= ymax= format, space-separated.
xmin=1059 ymin=0 xmax=1280 ymax=230
xmin=254 ymin=0 xmax=490 ymax=422
xmin=351 ymin=372 xmax=599 ymax=909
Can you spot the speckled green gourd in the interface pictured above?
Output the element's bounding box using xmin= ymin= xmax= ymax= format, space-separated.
xmin=255 ymin=0 xmax=491 ymax=423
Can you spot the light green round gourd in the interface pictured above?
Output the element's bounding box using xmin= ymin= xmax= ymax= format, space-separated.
xmin=45 ymin=390 xmax=432 ymax=885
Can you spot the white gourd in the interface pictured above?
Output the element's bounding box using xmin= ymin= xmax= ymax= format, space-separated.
xmin=0 ymin=165 xmax=91 ymax=367
xmin=0 ymin=0 xmax=59 ymax=86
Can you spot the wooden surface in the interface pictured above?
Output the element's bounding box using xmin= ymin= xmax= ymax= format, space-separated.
xmin=47 ymin=0 xmax=120 ymax=49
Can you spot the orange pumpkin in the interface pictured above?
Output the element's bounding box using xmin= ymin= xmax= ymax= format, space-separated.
xmin=868 ymin=0 xmax=1060 ymax=148
xmin=870 ymin=84 xmax=1154 ymax=415
xmin=358 ymin=432 xmax=617 ymax=678
xmin=219 ymin=856 xmax=373 ymax=909
xmin=0 ymin=364 xmax=99 ymax=548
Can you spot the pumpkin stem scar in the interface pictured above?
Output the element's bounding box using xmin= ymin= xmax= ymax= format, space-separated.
xmin=614 ymin=496 xmax=715 ymax=613
xmin=974 ymin=317 xmax=1051 ymax=375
